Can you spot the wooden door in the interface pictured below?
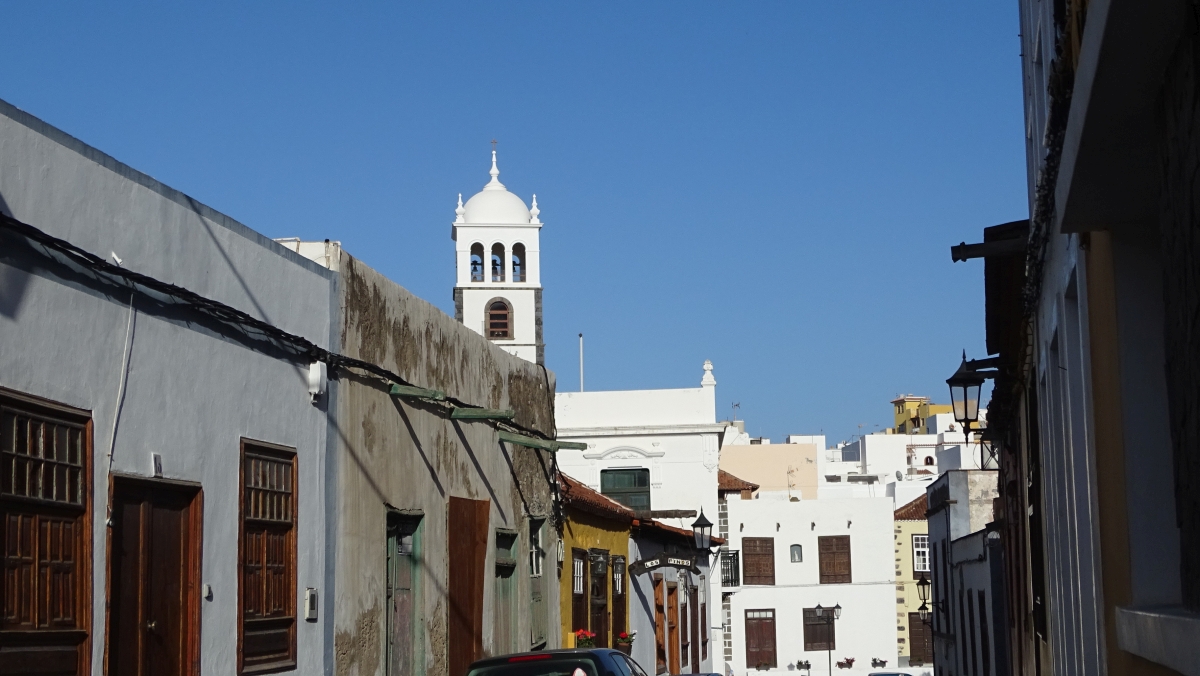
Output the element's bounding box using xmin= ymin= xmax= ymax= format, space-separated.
xmin=448 ymin=497 xmax=488 ymax=676
xmin=588 ymin=550 xmax=608 ymax=648
xmin=666 ymin=584 xmax=680 ymax=675
xmin=386 ymin=514 xmax=422 ymax=676
xmin=688 ymin=587 xmax=700 ymax=672
xmin=907 ymin=612 xmax=932 ymax=665
xmin=493 ymin=530 xmax=518 ymax=654
xmin=610 ymin=556 xmax=626 ymax=639
xmin=107 ymin=478 xmax=201 ymax=676
xmin=744 ymin=609 xmax=776 ymax=669
xmin=653 ymin=576 xmax=666 ymax=674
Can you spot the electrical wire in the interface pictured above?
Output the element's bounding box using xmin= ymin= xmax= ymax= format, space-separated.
xmin=0 ymin=211 xmax=558 ymax=443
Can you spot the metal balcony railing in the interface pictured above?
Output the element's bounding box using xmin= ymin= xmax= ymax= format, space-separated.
xmin=720 ymin=550 xmax=740 ymax=587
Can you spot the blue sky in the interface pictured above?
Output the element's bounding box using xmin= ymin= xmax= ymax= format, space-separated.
xmin=2 ymin=2 xmax=1025 ymax=444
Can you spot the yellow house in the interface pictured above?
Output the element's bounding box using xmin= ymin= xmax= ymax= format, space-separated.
xmin=558 ymin=473 xmax=633 ymax=649
xmin=891 ymin=395 xmax=954 ymax=434
xmin=894 ymin=494 xmax=932 ymax=667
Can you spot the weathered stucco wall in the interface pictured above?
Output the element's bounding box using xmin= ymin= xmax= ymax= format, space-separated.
xmin=332 ymin=252 xmax=559 ymax=676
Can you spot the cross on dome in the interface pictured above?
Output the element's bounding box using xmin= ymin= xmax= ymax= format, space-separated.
xmin=456 ymin=149 xmax=535 ymax=225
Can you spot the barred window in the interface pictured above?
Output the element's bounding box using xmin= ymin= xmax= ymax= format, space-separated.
xmin=240 ymin=441 xmax=297 ymax=675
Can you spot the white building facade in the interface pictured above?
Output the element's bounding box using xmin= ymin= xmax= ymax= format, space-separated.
xmin=452 ymin=151 xmax=544 ymax=364
xmin=555 ymin=361 xmax=725 ymax=662
xmin=723 ymin=493 xmax=900 ymax=676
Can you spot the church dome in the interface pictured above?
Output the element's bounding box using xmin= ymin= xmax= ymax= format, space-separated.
xmin=459 ymin=151 xmax=533 ymax=224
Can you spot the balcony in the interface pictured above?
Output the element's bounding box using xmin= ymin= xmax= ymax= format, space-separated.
xmin=720 ymin=550 xmax=740 ymax=587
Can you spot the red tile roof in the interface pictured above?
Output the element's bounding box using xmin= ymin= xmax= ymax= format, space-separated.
xmin=559 ymin=472 xmax=635 ymax=523
xmin=718 ymin=469 xmax=759 ymax=493
xmin=634 ymin=517 xmax=726 ymax=547
xmin=894 ymin=494 xmax=929 ymax=521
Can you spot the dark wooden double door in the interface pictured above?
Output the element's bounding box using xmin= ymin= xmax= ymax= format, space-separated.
xmin=107 ymin=478 xmax=201 ymax=676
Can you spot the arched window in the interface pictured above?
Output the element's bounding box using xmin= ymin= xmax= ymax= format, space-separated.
xmin=491 ymin=243 xmax=505 ymax=282
xmin=469 ymin=243 xmax=484 ymax=282
xmin=924 ymin=456 xmax=935 ymax=466
xmin=487 ymin=299 xmax=512 ymax=339
xmin=512 ymin=243 xmax=526 ymax=282
xmin=790 ymin=545 xmax=803 ymax=563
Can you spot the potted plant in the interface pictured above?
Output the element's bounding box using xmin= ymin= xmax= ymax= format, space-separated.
xmin=835 ymin=657 xmax=855 ymax=669
xmin=614 ymin=630 xmax=635 ymax=655
xmin=574 ymin=629 xmax=596 ymax=648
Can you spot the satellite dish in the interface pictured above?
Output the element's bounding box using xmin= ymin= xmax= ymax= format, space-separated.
xmin=896 ymin=470 xmax=904 ymax=481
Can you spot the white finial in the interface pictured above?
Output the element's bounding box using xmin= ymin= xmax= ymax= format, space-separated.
xmin=702 ymin=360 xmax=716 ymax=387
xmin=455 ymin=193 xmax=465 ymax=222
xmin=530 ymin=194 xmax=540 ymax=223
xmin=485 ymin=150 xmax=505 ymax=190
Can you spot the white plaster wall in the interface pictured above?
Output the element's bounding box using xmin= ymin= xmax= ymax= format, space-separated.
xmin=0 ymin=101 xmax=333 ymax=675
xmin=461 ymin=286 xmax=538 ymax=346
xmin=725 ymin=495 xmax=897 ymax=676
xmin=556 ymin=386 xmax=717 ymax=429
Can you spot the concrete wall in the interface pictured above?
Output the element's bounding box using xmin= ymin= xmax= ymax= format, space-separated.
xmin=330 ymin=251 xmax=559 ymax=676
xmin=725 ymin=494 xmax=897 ymax=676
xmin=0 ymin=98 xmax=335 ymax=674
xmin=719 ymin=443 xmax=818 ymax=500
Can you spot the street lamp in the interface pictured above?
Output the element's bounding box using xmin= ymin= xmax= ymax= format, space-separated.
xmin=916 ymin=571 xmax=930 ymax=604
xmin=691 ymin=510 xmax=713 ymax=551
xmin=813 ymin=604 xmax=842 ymax=675
xmin=947 ymin=351 xmax=985 ymax=431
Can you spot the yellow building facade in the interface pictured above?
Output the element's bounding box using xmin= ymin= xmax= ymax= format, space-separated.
xmin=894 ymin=495 xmax=932 ymax=667
xmin=891 ymin=395 xmax=954 ymax=434
xmin=558 ymin=474 xmax=633 ymax=649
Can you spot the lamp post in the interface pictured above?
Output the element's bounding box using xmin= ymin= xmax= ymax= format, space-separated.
xmin=813 ymin=603 xmax=841 ymax=675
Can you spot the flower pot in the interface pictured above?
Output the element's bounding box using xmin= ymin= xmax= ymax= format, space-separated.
xmin=615 ymin=644 xmax=633 ymax=655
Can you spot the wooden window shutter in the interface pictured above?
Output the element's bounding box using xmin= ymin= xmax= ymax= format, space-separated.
xmin=802 ymin=608 xmax=835 ymax=651
xmin=741 ymin=537 xmax=775 ymax=585
xmin=817 ymin=535 xmax=851 ymax=584
xmin=571 ymin=549 xmax=589 ymax=633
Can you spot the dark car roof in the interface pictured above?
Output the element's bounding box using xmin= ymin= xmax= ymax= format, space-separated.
xmin=468 ymin=649 xmax=620 ymax=669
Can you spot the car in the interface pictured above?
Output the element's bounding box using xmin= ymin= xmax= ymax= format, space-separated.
xmin=467 ymin=649 xmax=654 ymax=676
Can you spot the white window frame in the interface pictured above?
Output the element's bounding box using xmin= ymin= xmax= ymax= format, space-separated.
xmin=573 ymin=557 xmax=584 ymax=594
xmin=912 ymin=534 xmax=930 ymax=573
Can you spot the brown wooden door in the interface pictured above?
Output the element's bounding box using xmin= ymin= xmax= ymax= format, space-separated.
xmin=108 ymin=478 xmax=201 ymax=676
xmin=588 ymin=551 xmax=608 ymax=648
xmin=653 ymin=577 xmax=666 ymax=674
xmin=448 ymin=497 xmax=488 ymax=676
xmin=744 ymin=609 xmax=776 ymax=669
xmin=688 ymin=587 xmax=700 ymax=672
xmin=666 ymin=585 xmax=680 ymax=675
xmin=907 ymin=612 xmax=932 ymax=665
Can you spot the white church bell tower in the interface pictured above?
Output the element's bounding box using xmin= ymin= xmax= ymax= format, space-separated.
xmin=452 ymin=151 xmax=544 ymax=364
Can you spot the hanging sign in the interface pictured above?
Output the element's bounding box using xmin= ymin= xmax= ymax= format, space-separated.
xmin=628 ymin=553 xmax=700 ymax=576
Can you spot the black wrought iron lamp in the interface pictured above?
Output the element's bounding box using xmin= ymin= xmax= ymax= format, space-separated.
xmin=813 ymin=604 xmax=842 ymax=675
xmin=691 ymin=510 xmax=713 ymax=550
xmin=947 ymin=351 xmax=985 ymax=432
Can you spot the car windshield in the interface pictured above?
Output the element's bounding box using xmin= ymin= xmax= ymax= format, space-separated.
xmin=468 ymin=657 xmax=600 ymax=676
